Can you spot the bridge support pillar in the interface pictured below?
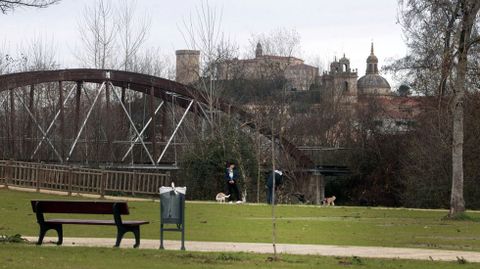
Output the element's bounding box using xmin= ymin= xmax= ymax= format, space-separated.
xmin=9 ymin=90 xmax=15 ymax=158
xmin=313 ymin=173 xmax=325 ymax=205
xmin=74 ymin=81 xmax=82 ymax=140
xmin=28 ymin=85 xmax=35 ymax=157
xmin=105 ymin=81 xmax=112 ymax=161
xmin=150 ymin=86 xmax=156 ymax=159
xmin=59 ymin=81 xmax=65 ymax=160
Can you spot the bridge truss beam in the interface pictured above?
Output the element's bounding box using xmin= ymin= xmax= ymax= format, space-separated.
xmin=0 ymin=69 xmax=314 ymax=169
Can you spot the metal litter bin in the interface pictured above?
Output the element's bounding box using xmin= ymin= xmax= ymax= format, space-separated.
xmin=159 ymin=184 xmax=186 ymax=250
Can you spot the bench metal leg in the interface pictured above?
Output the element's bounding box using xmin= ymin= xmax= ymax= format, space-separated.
xmin=114 ymin=227 xmax=126 ymax=248
xmin=37 ymin=225 xmax=48 ymax=245
xmin=37 ymin=224 xmax=63 ymax=246
xmin=115 ymin=225 xmax=141 ymax=248
xmin=132 ymin=227 xmax=140 ymax=248
xmin=54 ymin=225 xmax=63 ymax=245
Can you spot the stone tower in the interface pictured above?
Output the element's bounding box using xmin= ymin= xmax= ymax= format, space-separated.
xmin=255 ymin=42 xmax=263 ymax=58
xmin=175 ymin=50 xmax=200 ymax=85
xmin=328 ymin=54 xmax=358 ymax=97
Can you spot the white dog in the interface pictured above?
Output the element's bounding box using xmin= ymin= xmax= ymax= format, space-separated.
xmin=215 ymin=192 xmax=230 ymax=203
xmin=322 ymin=196 xmax=336 ymax=206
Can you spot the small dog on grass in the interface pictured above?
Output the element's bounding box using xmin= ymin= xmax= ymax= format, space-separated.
xmin=215 ymin=192 xmax=230 ymax=203
xmin=322 ymin=196 xmax=336 ymax=206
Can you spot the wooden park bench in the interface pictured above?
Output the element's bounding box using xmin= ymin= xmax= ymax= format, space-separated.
xmin=31 ymin=200 xmax=149 ymax=248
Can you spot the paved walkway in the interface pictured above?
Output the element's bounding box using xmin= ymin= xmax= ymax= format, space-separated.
xmin=24 ymin=236 xmax=480 ymax=263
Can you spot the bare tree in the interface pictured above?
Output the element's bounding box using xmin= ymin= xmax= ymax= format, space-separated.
xmin=0 ymin=42 xmax=15 ymax=74
xmin=305 ymin=55 xmax=326 ymax=74
xmin=394 ymin=0 xmax=480 ymax=217
xmin=179 ymin=0 xmax=238 ymax=125
xmin=18 ymin=34 xmax=58 ymax=71
xmin=131 ymin=48 xmax=175 ymax=79
xmin=0 ymin=35 xmax=57 ymax=73
xmin=116 ymin=0 xmax=150 ymax=71
xmin=248 ymin=28 xmax=302 ymax=58
xmin=76 ymin=0 xmax=117 ymax=69
xmin=0 ymin=0 xmax=60 ymax=14
xmin=448 ymin=0 xmax=480 ymax=217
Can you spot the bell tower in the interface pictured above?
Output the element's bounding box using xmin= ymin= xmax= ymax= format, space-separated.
xmin=328 ymin=54 xmax=358 ymax=97
xmin=366 ymin=42 xmax=379 ymax=75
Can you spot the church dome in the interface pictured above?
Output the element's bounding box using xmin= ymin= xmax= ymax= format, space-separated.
xmin=357 ymin=74 xmax=390 ymax=94
xmin=357 ymin=42 xmax=391 ymax=95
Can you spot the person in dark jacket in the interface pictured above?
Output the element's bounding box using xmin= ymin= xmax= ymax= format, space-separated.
xmin=266 ymin=170 xmax=283 ymax=204
xmin=224 ymin=162 xmax=242 ymax=203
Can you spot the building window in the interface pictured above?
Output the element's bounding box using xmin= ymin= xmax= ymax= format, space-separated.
xmin=343 ymin=81 xmax=349 ymax=92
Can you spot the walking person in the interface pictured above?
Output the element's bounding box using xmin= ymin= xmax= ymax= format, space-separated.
xmin=266 ymin=170 xmax=283 ymax=204
xmin=224 ymin=162 xmax=242 ymax=203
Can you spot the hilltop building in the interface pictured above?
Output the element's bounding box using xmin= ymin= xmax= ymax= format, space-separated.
xmin=175 ymin=42 xmax=392 ymax=100
xmin=174 ymin=43 xmax=418 ymax=135
xmin=215 ymin=42 xmax=319 ymax=91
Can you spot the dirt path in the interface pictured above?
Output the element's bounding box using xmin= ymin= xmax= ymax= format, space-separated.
xmin=24 ymin=236 xmax=480 ymax=263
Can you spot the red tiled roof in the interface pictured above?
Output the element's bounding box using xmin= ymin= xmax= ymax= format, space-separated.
xmin=358 ymin=96 xmax=424 ymax=120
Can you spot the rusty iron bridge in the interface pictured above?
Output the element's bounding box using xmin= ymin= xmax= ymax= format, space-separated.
xmin=0 ymin=69 xmax=352 ymax=203
xmin=0 ymin=69 xmax=313 ymax=168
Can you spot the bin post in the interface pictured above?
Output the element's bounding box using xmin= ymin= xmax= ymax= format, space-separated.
xmin=180 ymin=194 xmax=185 ymax=250
xmin=159 ymin=223 xmax=164 ymax=249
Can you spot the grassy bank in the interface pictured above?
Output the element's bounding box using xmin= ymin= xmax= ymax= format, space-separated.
xmin=0 ymin=244 xmax=478 ymax=269
xmin=1 ymin=188 xmax=480 ymax=251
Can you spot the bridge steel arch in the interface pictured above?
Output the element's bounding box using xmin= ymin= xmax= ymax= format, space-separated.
xmin=0 ymin=69 xmax=313 ymax=168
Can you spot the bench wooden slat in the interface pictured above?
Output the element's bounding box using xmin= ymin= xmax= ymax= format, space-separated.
xmin=47 ymin=219 xmax=116 ymax=225
xmin=46 ymin=219 xmax=149 ymax=226
xmin=30 ymin=200 xmax=129 ymax=215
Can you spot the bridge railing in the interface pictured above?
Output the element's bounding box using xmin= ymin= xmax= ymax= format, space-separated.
xmin=0 ymin=160 xmax=170 ymax=196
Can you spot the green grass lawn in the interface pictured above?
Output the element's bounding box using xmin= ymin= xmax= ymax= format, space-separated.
xmin=0 ymin=244 xmax=478 ymax=269
xmin=1 ymin=188 xmax=480 ymax=252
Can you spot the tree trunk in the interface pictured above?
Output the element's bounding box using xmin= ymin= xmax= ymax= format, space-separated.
xmin=450 ymin=90 xmax=465 ymax=217
xmin=448 ymin=0 xmax=480 ymax=217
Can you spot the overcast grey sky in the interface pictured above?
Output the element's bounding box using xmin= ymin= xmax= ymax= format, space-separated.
xmin=1 ymin=0 xmax=406 ymax=83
